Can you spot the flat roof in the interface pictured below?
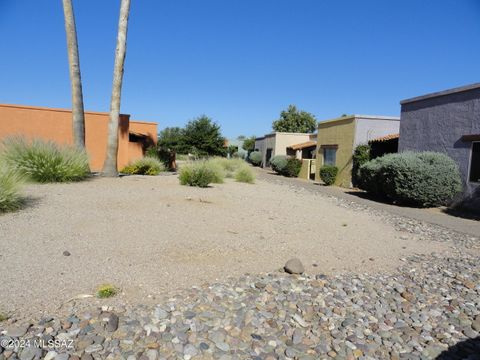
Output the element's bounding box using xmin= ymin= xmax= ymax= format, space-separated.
xmin=0 ymin=103 xmax=158 ymax=125
xmin=400 ymin=83 xmax=480 ymax=105
xmin=255 ymin=131 xmax=315 ymax=141
xmin=318 ymin=114 xmax=400 ymax=126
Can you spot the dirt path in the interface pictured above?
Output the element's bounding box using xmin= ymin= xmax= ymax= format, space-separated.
xmin=0 ymin=175 xmax=452 ymax=320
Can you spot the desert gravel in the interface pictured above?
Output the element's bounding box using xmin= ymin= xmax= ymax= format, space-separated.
xmin=0 ymin=174 xmax=464 ymax=320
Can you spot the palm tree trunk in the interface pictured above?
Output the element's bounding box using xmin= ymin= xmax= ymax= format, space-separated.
xmin=102 ymin=0 xmax=131 ymax=177
xmin=62 ymin=0 xmax=86 ymax=149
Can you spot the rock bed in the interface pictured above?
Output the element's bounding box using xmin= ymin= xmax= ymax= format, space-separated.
xmin=1 ymin=250 xmax=479 ymax=360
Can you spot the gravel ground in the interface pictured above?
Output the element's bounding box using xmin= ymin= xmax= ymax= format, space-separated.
xmin=0 ymin=174 xmax=461 ymax=321
xmin=0 ymin=251 xmax=478 ymax=359
xmin=0 ymin=172 xmax=479 ymax=359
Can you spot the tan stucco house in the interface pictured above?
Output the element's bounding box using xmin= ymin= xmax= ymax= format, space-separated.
xmin=315 ymin=115 xmax=400 ymax=187
xmin=254 ymin=132 xmax=316 ymax=167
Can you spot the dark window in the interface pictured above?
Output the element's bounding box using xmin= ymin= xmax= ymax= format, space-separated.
xmin=265 ymin=148 xmax=273 ymax=166
xmin=323 ymin=148 xmax=336 ymax=166
xmin=470 ymin=142 xmax=480 ymax=182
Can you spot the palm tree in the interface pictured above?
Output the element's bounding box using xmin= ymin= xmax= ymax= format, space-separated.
xmin=62 ymin=0 xmax=86 ymax=148
xmin=102 ymin=0 xmax=131 ymax=177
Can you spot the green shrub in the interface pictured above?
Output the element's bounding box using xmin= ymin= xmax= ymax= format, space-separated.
xmin=270 ymin=155 xmax=288 ymax=174
xmin=320 ymin=165 xmax=338 ymax=185
xmin=249 ymin=151 xmax=262 ymax=166
xmin=283 ymin=158 xmax=302 ymax=177
xmin=1 ymin=137 xmax=89 ymax=182
xmin=359 ymin=152 xmax=462 ymax=207
xmin=121 ymin=156 xmax=165 ymax=175
xmin=358 ymin=158 xmax=384 ymax=196
xmin=235 ymin=167 xmax=255 ymax=183
xmin=96 ymin=284 xmax=118 ymax=298
xmin=179 ymin=161 xmax=219 ymax=187
xmin=0 ymin=166 xmax=24 ymax=212
xmin=352 ymin=144 xmax=370 ymax=186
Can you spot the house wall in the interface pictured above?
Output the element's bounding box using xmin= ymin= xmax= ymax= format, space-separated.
xmin=274 ymin=133 xmax=312 ymax=157
xmin=316 ymin=117 xmax=355 ymax=187
xmin=399 ymin=86 xmax=480 ymax=210
xmin=0 ymin=104 xmax=157 ymax=172
xmin=255 ymin=133 xmax=314 ymax=167
xmin=353 ymin=117 xmax=400 ymax=147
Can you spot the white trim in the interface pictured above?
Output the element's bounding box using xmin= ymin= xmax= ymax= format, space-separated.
xmin=468 ymin=141 xmax=480 ymax=184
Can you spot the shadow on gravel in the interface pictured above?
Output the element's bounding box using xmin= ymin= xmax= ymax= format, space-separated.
xmin=344 ymin=190 xmax=416 ymax=208
xmin=442 ymin=207 xmax=480 ymax=221
xmin=435 ymin=337 xmax=480 ymax=359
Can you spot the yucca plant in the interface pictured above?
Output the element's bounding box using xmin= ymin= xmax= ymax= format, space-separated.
xmin=1 ymin=137 xmax=89 ymax=183
xmin=0 ymin=166 xmax=25 ymax=212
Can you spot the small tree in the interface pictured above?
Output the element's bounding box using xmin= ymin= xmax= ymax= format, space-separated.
xmin=272 ymin=105 xmax=317 ymax=133
xmin=182 ymin=116 xmax=226 ymax=157
xmin=242 ymin=136 xmax=256 ymax=154
xmin=158 ymin=127 xmax=185 ymax=153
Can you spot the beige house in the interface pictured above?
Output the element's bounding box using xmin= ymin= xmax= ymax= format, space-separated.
xmin=254 ymin=132 xmax=316 ymax=167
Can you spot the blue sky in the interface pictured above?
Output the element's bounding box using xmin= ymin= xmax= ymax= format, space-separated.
xmin=0 ymin=0 xmax=479 ymax=138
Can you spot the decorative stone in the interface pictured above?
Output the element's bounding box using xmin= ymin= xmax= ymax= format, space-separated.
xmin=284 ymin=258 xmax=305 ymax=274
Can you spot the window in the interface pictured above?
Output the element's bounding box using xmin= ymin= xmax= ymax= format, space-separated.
xmin=323 ymin=148 xmax=336 ymax=166
xmin=470 ymin=142 xmax=480 ymax=182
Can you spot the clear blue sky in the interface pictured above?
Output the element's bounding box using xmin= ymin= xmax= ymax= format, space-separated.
xmin=1 ymin=1 xmax=479 ymax=138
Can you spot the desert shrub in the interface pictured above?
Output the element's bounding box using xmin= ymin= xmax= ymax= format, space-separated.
xmin=96 ymin=284 xmax=118 ymax=298
xmin=179 ymin=161 xmax=219 ymax=187
xmin=270 ymin=155 xmax=288 ymax=174
xmin=235 ymin=167 xmax=255 ymax=184
xmin=358 ymin=158 xmax=384 ymax=196
xmin=352 ymin=144 xmax=370 ymax=186
xmin=283 ymin=158 xmax=302 ymax=177
xmin=0 ymin=166 xmax=24 ymax=212
xmin=1 ymin=137 xmax=89 ymax=182
xmin=359 ymin=152 xmax=462 ymax=207
xmin=249 ymin=151 xmax=262 ymax=166
xmin=207 ymin=157 xmax=241 ymax=178
xmin=121 ymin=156 xmax=165 ymax=175
xmin=319 ymin=165 xmax=338 ymax=186
xmin=145 ymin=147 xmax=159 ymax=159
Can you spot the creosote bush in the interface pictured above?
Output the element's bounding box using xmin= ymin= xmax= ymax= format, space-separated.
xmin=359 ymin=151 xmax=462 ymax=207
xmin=320 ymin=165 xmax=338 ymax=186
xmin=1 ymin=137 xmax=89 ymax=183
xmin=96 ymin=284 xmax=118 ymax=298
xmin=179 ymin=158 xmax=255 ymax=187
xmin=179 ymin=161 xmax=218 ymax=188
xmin=0 ymin=166 xmax=24 ymax=213
xmin=248 ymin=151 xmax=262 ymax=166
xmin=235 ymin=167 xmax=255 ymax=184
xmin=270 ymin=155 xmax=288 ymax=174
xmin=121 ymin=156 xmax=165 ymax=175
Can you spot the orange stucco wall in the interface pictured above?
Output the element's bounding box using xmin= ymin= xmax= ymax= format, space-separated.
xmin=0 ymin=104 xmax=157 ymax=172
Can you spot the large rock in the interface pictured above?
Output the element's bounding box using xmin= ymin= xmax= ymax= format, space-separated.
xmin=284 ymin=258 xmax=305 ymax=274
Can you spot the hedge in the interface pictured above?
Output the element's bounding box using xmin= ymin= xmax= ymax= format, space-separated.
xmin=358 ymin=152 xmax=462 ymax=207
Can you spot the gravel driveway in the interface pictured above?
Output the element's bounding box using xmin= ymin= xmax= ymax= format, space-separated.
xmin=0 ymin=174 xmax=460 ymax=320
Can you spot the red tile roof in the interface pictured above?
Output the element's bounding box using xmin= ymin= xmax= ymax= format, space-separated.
xmin=287 ymin=140 xmax=317 ymax=150
xmin=369 ymin=133 xmax=399 ymax=143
